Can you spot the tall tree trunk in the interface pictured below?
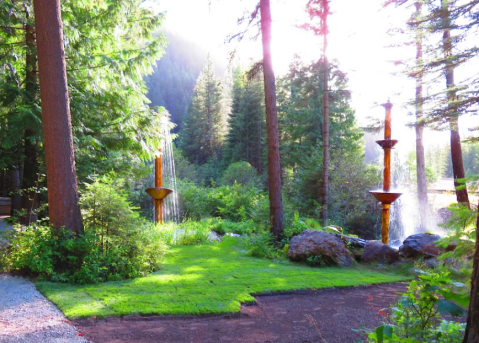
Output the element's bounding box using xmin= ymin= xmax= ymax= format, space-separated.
xmin=33 ymin=0 xmax=83 ymax=233
xmin=321 ymin=0 xmax=330 ymax=226
xmin=463 ymin=205 xmax=479 ymax=342
xmin=442 ymin=0 xmax=470 ymax=207
xmin=259 ymin=0 xmax=284 ymax=238
xmin=415 ymin=1 xmax=429 ymax=230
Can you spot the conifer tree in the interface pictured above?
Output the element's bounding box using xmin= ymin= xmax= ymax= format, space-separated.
xmin=224 ymin=67 xmax=265 ymax=173
xmin=0 ymin=0 xmax=166 ymax=218
xmin=33 ymin=0 xmax=82 ymax=233
xmin=180 ymin=56 xmax=225 ymax=165
xmin=301 ymin=0 xmax=331 ymax=225
xmin=260 ymin=0 xmax=284 ymax=238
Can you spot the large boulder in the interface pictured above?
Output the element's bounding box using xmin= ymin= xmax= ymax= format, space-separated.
xmin=361 ymin=240 xmax=399 ymax=264
xmin=399 ymin=233 xmax=441 ymax=258
xmin=288 ymin=230 xmax=353 ymax=267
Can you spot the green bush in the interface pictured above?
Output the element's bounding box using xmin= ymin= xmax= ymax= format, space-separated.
xmin=283 ymin=212 xmax=323 ymax=240
xmin=211 ymin=219 xmax=260 ymax=236
xmin=156 ymin=218 xmax=218 ymax=246
xmin=436 ymin=203 xmax=476 ymax=278
xmin=367 ymin=272 xmax=468 ymax=342
xmin=177 ymin=180 xmax=265 ymax=222
xmin=219 ymin=161 xmax=262 ymax=187
xmin=1 ymin=176 xmax=168 ymax=284
xmin=81 ymin=176 xmax=144 ymax=242
xmin=246 ymin=232 xmax=281 ymax=259
xmin=1 ymin=225 xmax=167 ymax=284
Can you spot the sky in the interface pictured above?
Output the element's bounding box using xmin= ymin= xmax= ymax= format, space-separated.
xmin=151 ymin=0 xmax=474 ymax=158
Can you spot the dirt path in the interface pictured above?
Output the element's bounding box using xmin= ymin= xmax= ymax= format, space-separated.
xmin=75 ymin=282 xmax=410 ymax=343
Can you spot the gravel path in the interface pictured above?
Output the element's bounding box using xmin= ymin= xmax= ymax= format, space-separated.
xmin=0 ymin=274 xmax=90 ymax=343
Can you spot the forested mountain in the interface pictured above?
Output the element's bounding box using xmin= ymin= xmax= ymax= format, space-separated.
xmin=145 ymin=32 xmax=227 ymax=130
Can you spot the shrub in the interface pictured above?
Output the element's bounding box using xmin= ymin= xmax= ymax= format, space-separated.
xmin=436 ymin=203 xmax=476 ymax=278
xmin=1 ymin=176 xmax=168 ymax=284
xmin=211 ymin=219 xmax=259 ymax=236
xmin=367 ymin=272 xmax=468 ymax=342
xmin=81 ymin=176 xmax=144 ymax=243
xmin=219 ymin=161 xmax=262 ymax=187
xmin=245 ymin=232 xmax=281 ymax=259
xmin=1 ymin=225 xmax=167 ymax=284
xmin=177 ymin=180 xmax=265 ymax=222
xmin=283 ymin=212 xmax=322 ymax=240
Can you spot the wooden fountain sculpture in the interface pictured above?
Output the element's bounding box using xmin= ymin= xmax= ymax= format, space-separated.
xmin=146 ymin=149 xmax=173 ymax=224
xmin=369 ymin=101 xmax=402 ymax=244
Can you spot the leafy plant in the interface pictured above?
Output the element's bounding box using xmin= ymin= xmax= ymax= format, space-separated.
xmin=1 ymin=177 xmax=168 ymax=284
xmin=245 ymin=232 xmax=281 ymax=259
xmin=436 ymin=203 xmax=476 ymax=278
xmin=0 ymin=224 xmax=167 ymax=284
xmin=367 ymin=272 xmax=468 ymax=342
xmin=219 ymin=161 xmax=262 ymax=187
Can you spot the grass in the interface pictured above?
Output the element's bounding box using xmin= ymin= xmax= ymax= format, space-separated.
xmin=36 ymin=237 xmax=411 ymax=319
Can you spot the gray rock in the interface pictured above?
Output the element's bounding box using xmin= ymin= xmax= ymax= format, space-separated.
xmin=362 ymin=240 xmax=400 ymax=264
xmin=399 ymin=233 xmax=441 ymax=258
xmin=288 ymin=230 xmax=353 ymax=267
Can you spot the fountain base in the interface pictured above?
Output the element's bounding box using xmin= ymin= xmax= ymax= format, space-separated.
xmin=369 ymin=191 xmax=402 ymax=204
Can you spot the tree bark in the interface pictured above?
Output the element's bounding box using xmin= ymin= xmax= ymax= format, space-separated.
xmin=259 ymin=0 xmax=284 ymax=238
xmin=33 ymin=0 xmax=83 ymax=233
xmin=463 ymin=206 xmax=479 ymax=342
xmin=442 ymin=0 xmax=470 ymax=207
xmin=415 ymin=1 xmax=429 ymax=231
xmin=321 ymin=0 xmax=330 ymax=227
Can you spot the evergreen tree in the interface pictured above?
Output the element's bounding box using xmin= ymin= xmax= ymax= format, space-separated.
xmin=278 ymin=57 xmax=368 ymax=225
xmin=0 ymin=0 xmax=166 ymax=223
xmin=301 ymin=0 xmax=331 ymax=226
xmin=224 ymin=67 xmax=265 ymax=173
xmin=179 ymin=56 xmax=226 ymax=165
xmin=33 ymin=0 xmax=82 ymax=233
xmin=278 ymin=57 xmax=361 ymax=170
xmin=260 ymin=0 xmax=284 ymax=238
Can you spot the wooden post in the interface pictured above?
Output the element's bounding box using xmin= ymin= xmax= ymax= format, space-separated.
xmin=382 ymin=101 xmax=393 ymax=244
xmin=381 ymin=204 xmax=390 ymax=244
xmin=154 ymin=149 xmax=163 ymax=224
xmin=155 ymin=149 xmax=163 ymax=188
xmin=384 ymin=148 xmax=391 ymax=192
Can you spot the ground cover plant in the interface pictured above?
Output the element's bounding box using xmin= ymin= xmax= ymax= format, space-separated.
xmin=367 ymin=272 xmax=468 ymax=343
xmin=36 ymin=237 xmax=411 ymax=319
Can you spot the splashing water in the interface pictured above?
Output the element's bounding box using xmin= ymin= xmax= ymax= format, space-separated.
xmin=387 ymin=148 xmax=442 ymax=245
xmin=157 ymin=116 xmax=179 ymax=223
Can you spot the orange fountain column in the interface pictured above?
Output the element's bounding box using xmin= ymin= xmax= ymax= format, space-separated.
xmin=383 ymin=102 xmax=392 ymax=192
xmin=154 ymin=149 xmax=163 ymax=224
xmin=382 ymin=102 xmax=393 ymax=244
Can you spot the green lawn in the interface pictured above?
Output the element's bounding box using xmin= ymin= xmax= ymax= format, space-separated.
xmin=36 ymin=237 xmax=410 ymax=319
